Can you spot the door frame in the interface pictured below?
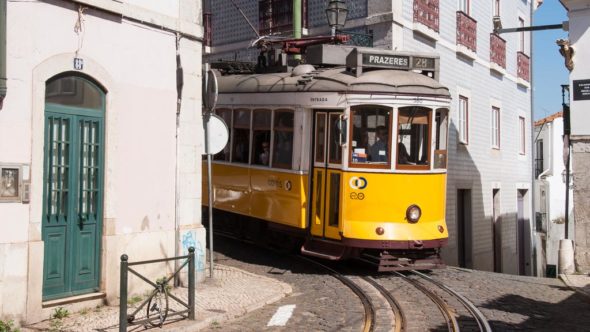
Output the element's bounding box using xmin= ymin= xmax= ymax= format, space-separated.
xmin=41 ymin=75 xmax=106 ymax=301
xmin=309 ymin=109 xmax=345 ymax=240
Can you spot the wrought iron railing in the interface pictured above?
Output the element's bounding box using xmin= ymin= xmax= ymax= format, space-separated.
xmin=340 ymin=30 xmax=373 ymax=47
xmin=490 ymin=33 xmax=506 ymax=68
xmin=456 ymin=11 xmax=477 ymax=52
xmin=517 ymin=51 xmax=530 ymax=82
xmin=119 ymin=248 xmax=195 ymax=331
xmin=414 ymin=0 xmax=439 ymax=32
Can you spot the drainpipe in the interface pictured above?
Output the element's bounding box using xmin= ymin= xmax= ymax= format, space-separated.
xmin=0 ymin=0 xmax=7 ymax=108
xmin=293 ymin=0 xmax=301 ymax=61
xmin=529 ymin=2 xmax=536 ymax=276
xmin=174 ymin=30 xmax=184 ymax=284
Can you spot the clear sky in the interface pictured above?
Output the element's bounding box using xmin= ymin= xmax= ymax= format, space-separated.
xmin=532 ymin=0 xmax=569 ymax=121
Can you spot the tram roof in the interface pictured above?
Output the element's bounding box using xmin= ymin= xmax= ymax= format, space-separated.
xmin=215 ymin=66 xmax=451 ymax=98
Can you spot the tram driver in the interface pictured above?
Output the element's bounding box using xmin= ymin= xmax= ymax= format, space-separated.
xmin=369 ymin=126 xmax=388 ymax=162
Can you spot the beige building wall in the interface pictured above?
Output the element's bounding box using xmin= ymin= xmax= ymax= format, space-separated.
xmin=0 ymin=0 xmax=204 ymax=324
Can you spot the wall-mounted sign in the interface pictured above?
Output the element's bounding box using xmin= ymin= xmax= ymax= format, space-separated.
xmin=573 ymin=79 xmax=590 ymax=101
xmin=73 ymin=57 xmax=84 ymax=71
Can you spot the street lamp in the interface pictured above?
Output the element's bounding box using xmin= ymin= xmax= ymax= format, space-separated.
xmin=492 ymin=15 xmax=567 ymax=34
xmin=325 ymin=0 xmax=348 ymax=37
xmin=562 ymin=83 xmax=571 ymax=240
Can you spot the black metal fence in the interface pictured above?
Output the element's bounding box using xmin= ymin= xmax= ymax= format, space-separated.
xmin=119 ymin=247 xmax=195 ymax=331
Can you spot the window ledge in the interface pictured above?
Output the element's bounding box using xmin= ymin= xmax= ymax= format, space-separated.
xmin=490 ymin=63 xmax=506 ymax=76
xmin=517 ymin=78 xmax=530 ymax=88
xmin=413 ymin=22 xmax=440 ymax=41
xmin=456 ymin=45 xmax=477 ymax=60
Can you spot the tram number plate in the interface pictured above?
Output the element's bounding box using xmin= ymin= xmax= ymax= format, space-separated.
xmin=413 ymin=57 xmax=435 ymax=70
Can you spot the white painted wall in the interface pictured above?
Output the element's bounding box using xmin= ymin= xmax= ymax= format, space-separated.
xmin=534 ymin=117 xmax=574 ymax=275
xmin=398 ymin=0 xmax=533 ymax=275
xmin=125 ymin=0 xmax=180 ymax=19
xmin=567 ymin=4 xmax=590 ymax=136
xmin=0 ymin=0 xmax=204 ymax=324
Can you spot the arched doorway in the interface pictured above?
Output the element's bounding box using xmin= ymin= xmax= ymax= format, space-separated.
xmin=42 ymin=74 xmax=105 ymax=300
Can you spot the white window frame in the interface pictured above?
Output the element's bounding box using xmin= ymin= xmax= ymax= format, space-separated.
xmin=491 ymin=106 xmax=500 ymax=149
xmin=518 ymin=16 xmax=525 ymax=53
xmin=459 ymin=95 xmax=469 ymax=144
xmin=519 ymin=116 xmax=526 ymax=155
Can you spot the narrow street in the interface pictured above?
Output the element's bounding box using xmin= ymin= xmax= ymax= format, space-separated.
xmin=201 ymin=235 xmax=590 ymax=332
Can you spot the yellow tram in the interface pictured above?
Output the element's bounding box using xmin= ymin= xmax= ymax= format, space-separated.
xmin=203 ymin=46 xmax=451 ymax=270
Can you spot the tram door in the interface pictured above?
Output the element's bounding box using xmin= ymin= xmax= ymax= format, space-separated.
xmin=311 ymin=111 xmax=344 ymax=240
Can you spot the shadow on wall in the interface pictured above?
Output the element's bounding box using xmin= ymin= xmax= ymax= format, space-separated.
xmin=442 ymin=122 xmax=533 ymax=276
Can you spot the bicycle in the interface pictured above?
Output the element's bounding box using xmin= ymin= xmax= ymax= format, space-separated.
xmin=145 ymin=279 xmax=169 ymax=327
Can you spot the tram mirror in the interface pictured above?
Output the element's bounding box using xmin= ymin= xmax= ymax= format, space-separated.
xmin=203 ymin=69 xmax=218 ymax=111
xmin=337 ymin=116 xmax=347 ymax=146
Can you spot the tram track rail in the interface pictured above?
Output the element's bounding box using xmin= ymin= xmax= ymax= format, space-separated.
xmin=296 ymin=256 xmax=375 ymax=332
xmin=408 ymin=270 xmax=492 ymax=332
xmin=212 ymin=228 xmax=489 ymax=332
xmin=361 ymin=276 xmax=406 ymax=332
xmin=211 ymin=230 xmax=378 ymax=331
xmin=393 ymin=271 xmax=459 ymax=331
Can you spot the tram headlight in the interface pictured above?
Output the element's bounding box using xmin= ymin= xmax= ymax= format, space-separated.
xmin=406 ymin=205 xmax=421 ymax=223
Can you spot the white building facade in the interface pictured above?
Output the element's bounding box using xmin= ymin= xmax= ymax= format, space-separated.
xmin=0 ymin=0 xmax=205 ymax=324
xmin=207 ymin=0 xmax=534 ymax=275
xmin=533 ymin=113 xmax=574 ymax=277
xmin=560 ymin=0 xmax=590 ymax=273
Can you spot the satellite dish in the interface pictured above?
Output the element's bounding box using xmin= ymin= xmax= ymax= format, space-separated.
xmin=202 ymin=114 xmax=229 ymax=155
xmin=203 ymin=69 xmax=218 ymax=111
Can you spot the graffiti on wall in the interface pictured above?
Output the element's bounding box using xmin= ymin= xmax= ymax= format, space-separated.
xmin=181 ymin=230 xmax=205 ymax=272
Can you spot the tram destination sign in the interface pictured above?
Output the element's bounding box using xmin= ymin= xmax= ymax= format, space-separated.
xmin=573 ymin=79 xmax=590 ymax=101
xmin=363 ymin=54 xmax=410 ymax=69
xmin=348 ymin=48 xmax=438 ymax=77
xmin=360 ymin=53 xmax=436 ymax=71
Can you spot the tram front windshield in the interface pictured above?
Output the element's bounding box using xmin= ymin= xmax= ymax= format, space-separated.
xmin=349 ymin=105 xmax=436 ymax=169
xmin=350 ymin=105 xmax=392 ymax=166
xmin=397 ymin=107 xmax=431 ymax=167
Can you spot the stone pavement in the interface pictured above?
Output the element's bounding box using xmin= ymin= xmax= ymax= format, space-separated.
xmin=560 ymin=272 xmax=590 ymax=299
xmin=24 ymin=265 xmax=292 ymax=331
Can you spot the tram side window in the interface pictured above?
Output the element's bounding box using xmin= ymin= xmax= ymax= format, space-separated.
xmin=272 ymin=110 xmax=294 ymax=169
xmin=232 ymin=109 xmax=251 ymax=164
xmin=397 ymin=107 xmax=431 ymax=168
xmin=434 ymin=108 xmax=449 ymax=169
xmin=252 ymin=109 xmax=272 ymax=166
xmin=350 ymin=106 xmax=392 ymax=165
xmin=214 ymin=109 xmax=232 ymax=161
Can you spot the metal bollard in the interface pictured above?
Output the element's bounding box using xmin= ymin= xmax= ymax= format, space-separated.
xmin=188 ymin=246 xmax=195 ymax=320
xmin=119 ymin=254 xmax=129 ymax=332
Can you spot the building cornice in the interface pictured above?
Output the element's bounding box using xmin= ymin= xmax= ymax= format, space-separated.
xmin=68 ymin=0 xmax=203 ymax=40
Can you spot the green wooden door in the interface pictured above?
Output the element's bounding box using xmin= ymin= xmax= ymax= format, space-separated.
xmin=42 ymin=76 xmax=105 ymax=300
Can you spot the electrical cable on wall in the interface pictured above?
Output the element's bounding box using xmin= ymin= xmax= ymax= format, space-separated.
xmin=74 ymin=5 xmax=87 ymax=56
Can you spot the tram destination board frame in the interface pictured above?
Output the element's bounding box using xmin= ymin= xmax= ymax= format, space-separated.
xmin=347 ymin=48 xmax=439 ymax=78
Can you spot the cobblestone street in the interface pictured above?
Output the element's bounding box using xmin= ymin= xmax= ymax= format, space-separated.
xmin=203 ymin=236 xmax=590 ymax=332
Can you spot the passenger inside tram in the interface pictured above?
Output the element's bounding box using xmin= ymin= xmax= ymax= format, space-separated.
xmin=397 ymin=142 xmax=410 ymax=164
